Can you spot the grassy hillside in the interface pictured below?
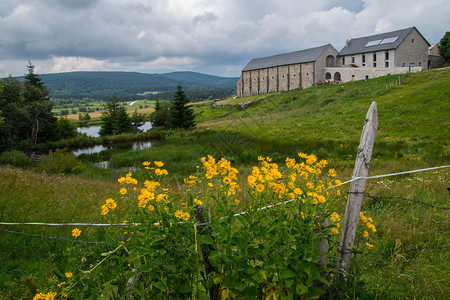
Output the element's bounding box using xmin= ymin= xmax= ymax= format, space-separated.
xmin=193 ymin=68 xmax=449 ymax=162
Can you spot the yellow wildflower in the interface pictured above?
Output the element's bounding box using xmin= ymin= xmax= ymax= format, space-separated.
xmin=148 ymin=204 xmax=155 ymax=211
xmin=366 ymin=242 xmax=374 ymax=248
xmin=65 ymin=272 xmax=73 ymax=278
xmin=57 ymin=281 xmax=66 ymax=288
xmin=71 ymin=228 xmax=81 ymax=238
xmin=208 ymin=182 xmax=214 ymax=187
xmin=256 ymin=184 xmax=265 ymax=192
xmin=332 ymin=228 xmax=339 ymax=235
xmin=101 ymin=204 xmax=109 ymax=215
xmin=119 ymin=188 xmax=127 ymax=195
xmin=182 ymin=212 xmax=190 ymax=221
xmin=154 ymin=161 xmax=164 ymax=167
xmin=329 ymin=168 xmax=337 ymax=177
xmin=335 ymin=179 xmax=342 ymax=186
xmin=363 ymin=231 xmax=369 ymax=238
xmin=235 ymin=199 xmax=240 ymax=204
xmin=105 ymin=198 xmax=117 ymax=210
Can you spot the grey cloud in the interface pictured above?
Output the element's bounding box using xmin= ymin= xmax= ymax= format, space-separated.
xmin=193 ymin=12 xmax=218 ymax=25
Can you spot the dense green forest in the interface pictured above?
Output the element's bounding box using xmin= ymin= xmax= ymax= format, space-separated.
xmin=15 ymin=71 xmax=238 ymax=102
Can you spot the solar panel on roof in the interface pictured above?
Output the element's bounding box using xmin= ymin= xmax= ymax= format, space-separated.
xmin=380 ymin=36 xmax=398 ymax=44
xmin=365 ymin=39 xmax=382 ymax=47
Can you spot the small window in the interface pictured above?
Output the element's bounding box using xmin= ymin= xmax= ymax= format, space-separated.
xmin=373 ymin=53 xmax=377 ymax=67
xmin=365 ymin=75 xmax=369 ymax=80
xmin=342 ymin=57 xmax=345 ymax=65
xmin=385 ymin=61 xmax=389 ymax=67
xmin=419 ymin=62 xmax=421 ymax=66
xmin=271 ymin=76 xmax=274 ymax=79
xmin=362 ymin=54 xmax=366 ymax=66
xmin=293 ymin=74 xmax=296 ymax=77
xmin=385 ymin=51 xmax=389 ymax=60
xmin=402 ymin=63 xmax=405 ymax=67
xmin=306 ymin=72 xmax=309 ymax=76
xmin=411 ymin=38 xmax=415 ymax=43
xmin=282 ymin=75 xmax=285 ymax=79
xmin=245 ymin=79 xmax=248 ymax=82
xmin=351 ymin=55 xmax=355 ymax=64
xmin=262 ymin=77 xmax=265 ymax=80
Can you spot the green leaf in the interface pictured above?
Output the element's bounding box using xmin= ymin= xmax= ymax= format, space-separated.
xmin=139 ymin=264 xmax=151 ymax=273
xmin=296 ymin=283 xmax=308 ymax=295
xmin=177 ymin=282 xmax=193 ymax=293
xmin=201 ymin=234 xmax=215 ymax=245
xmin=153 ymin=281 xmax=166 ymax=291
xmin=307 ymin=286 xmax=325 ymax=299
xmin=280 ymin=269 xmax=296 ymax=279
xmin=251 ymin=270 xmax=267 ymax=283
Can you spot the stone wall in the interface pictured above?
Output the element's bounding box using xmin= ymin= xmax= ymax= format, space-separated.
xmin=324 ymin=66 xmax=423 ymax=82
xmin=396 ymin=28 xmax=429 ymax=69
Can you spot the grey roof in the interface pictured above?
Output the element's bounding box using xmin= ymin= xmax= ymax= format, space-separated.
xmin=242 ymin=44 xmax=332 ymax=71
xmin=339 ymin=27 xmax=429 ymax=56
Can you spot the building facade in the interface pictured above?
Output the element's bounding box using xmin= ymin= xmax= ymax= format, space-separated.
xmin=237 ymin=44 xmax=338 ymax=97
xmin=238 ymin=27 xmax=431 ymax=97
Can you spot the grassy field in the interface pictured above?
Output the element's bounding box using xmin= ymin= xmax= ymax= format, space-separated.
xmin=1 ymin=68 xmax=449 ymax=298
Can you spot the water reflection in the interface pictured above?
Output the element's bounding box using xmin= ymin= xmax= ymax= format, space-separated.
xmin=77 ymin=121 xmax=152 ymax=138
xmin=72 ymin=140 xmax=154 ymax=157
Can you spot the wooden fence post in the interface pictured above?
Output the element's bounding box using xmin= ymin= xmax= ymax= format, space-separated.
xmin=194 ymin=205 xmax=220 ymax=300
xmin=335 ymin=101 xmax=378 ymax=281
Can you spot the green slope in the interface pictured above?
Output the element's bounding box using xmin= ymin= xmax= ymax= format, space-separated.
xmin=194 ymin=68 xmax=450 ymax=162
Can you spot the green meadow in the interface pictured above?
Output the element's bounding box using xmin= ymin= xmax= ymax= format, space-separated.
xmin=0 ymin=68 xmax=449 ymax=298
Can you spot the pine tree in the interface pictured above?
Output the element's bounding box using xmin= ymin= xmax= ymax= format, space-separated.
xmin=170 ymin=85 xmax=195 ymax=129
xmin=99 ymin=95 xmax=134 ymax=136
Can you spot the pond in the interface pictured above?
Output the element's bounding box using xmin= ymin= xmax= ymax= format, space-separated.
xmin=77 ymin=121 xmax=152 ymax=138
xmin=72 ymin=140 xmax=154 ymax=157
xmin=73 ymin=121 xmax=155 ymax=159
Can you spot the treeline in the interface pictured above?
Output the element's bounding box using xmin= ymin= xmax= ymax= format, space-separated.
xmin=0 ymin=63 xmax=78 ymax=152
xmin=16 ymin=71 xmax=238 ymax=100
xmin=50 ymin=87 xmax=235 ymax=103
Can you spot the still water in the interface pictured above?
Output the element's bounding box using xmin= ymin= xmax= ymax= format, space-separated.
xmin=77 ymin=121 xmax=152 ymax=138
xmin=73 ymin=122 xmax=154 ymax=157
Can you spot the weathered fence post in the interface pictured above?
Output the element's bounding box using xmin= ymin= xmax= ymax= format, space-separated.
xmin=335 ymin=101 xmax=378 ymax=281
xmin=194 ymin=205 xmax=220 ymax=300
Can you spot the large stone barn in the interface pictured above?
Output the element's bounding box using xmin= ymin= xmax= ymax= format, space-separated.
xmin=238 ymin=27 xmax=431 ymax=97
xmin=236 ymin=44 xmax=338 ymax=97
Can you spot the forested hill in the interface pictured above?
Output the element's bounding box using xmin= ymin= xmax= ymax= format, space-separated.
xmin=15 ymin=71 xmax=238 ymax=100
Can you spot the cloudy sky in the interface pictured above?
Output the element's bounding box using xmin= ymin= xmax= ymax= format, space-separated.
xmin=1 ymin=0 xmax=449 ymax=78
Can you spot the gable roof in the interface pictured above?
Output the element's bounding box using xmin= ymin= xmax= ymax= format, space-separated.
xmin=338 ymin=27 xmax=429 ymax=56
xmin=242 ymin=44 xmax=332 ymax=72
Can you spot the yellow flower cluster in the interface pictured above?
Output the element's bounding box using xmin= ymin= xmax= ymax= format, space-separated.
xmin=175 ymin=209 xmax=190 ymax=221
xmin=142 ymin=161 xmax=168 ymax=176
xmin=360 ymin=211 xmax=376 ymax=248
xmin=138 ymin=180 xmax=165 ymax=208
xmin=248 ymin=157 xmax=285 ymax=198
xmin=184 ymin=175 xmax=200 ymax=186
xmin=200 ymin=156 xmax=240 ymax=196
xmin=118 ymin=172 xmax=138 ymax=185
xmin=101 ymin=198 xmax=117 ymax=215
xmin=33 ymin=292 xmax=57 ymax=300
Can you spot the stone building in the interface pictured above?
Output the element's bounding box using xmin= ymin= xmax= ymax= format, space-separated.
xmin=428 ymin=43 xmax=446 ymax=69
xmin=236 ymin=44 xmax=338 ymax=97
xmin=238 ymin=27 xmax=432 ymax=97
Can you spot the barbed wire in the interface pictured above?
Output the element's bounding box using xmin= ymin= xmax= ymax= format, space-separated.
xmin=0 ymin=228 xmax=120 ymax=244
xmin=363 ymin=193 xmax=450 ymax=210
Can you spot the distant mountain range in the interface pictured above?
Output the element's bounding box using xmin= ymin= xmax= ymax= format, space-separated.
xmin=17 ymin=71 xmax=238 ymax=99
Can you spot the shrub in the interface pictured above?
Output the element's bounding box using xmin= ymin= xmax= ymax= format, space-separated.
xmin=35 ymin=149 xmax=86 ymax=174
xmin=0 ymin=150 xmax=31 ymax=168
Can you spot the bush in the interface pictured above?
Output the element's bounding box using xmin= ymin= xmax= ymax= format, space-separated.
xmin=0 ymin=150 xmax=31 ymax=168
xmin=35 ymin=149 xmax=86 ymax=174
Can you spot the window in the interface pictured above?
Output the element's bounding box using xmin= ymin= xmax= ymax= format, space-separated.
xmin=293 ymin=74 xmax=296 ymax=77
xmin=402 ymin=63 xmax=405 ymax=67
xmin=419 ymin=62 xmax=422 ymax=66
xmin=385 ymin=51 xmax=389 ymax=67
xmin=362 ymin=54 xmax=366 ymax=66
xmin=271 ymin=76 xmax=274 ymax=79
xmin=373 ymin=53 xmax=377 ymax=67
xmin=365 ymin=75 xmax=369 ymax=80
xmin=411 ymin=38 xmax=415 ymax=43
xmin=342 ymin=57 xmax=345 ymax=65
xmin=351 ymin=55 xmax=355 ymax=64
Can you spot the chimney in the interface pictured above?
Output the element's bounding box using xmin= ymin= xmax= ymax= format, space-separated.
xmin=345 ymin=39 xmax=350 ymax=46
